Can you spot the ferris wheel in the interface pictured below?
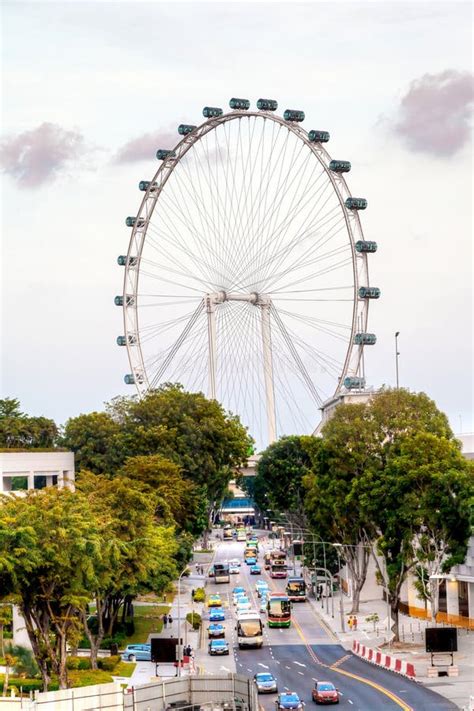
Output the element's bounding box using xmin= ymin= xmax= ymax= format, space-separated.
xmin=115 ymin=98 xmax=380 ymax=449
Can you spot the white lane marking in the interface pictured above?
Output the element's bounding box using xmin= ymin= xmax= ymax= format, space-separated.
xmin=220 ymin=665 xmax=231 ymax=671
xmin=285 ymin=665 xmax=291 ymax=669
xmin=348 ymin=701 xmax=353 ymax=705
xmin=276 ymin=661 xmax=281 ymax=664
xmin=247 ymin=668 xmax=252 ymax=672
xmin=294 ymin=661 xmax=306 ymax=667
xmin=298 ymin=671 xmax=304 ymax=676
xmin=312 ymin=678 xmax=318 ymax=682
xmin=258 ymin=663 xmax=269 ymax=669
xmin=238 ymin=663 xmax=243 ymax=667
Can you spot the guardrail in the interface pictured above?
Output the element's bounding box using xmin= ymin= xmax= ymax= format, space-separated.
xmin=352 ymin=640 xmax=416 ymax=679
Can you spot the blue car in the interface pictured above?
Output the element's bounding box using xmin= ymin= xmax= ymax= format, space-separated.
xmin=275 ymin=692 xmax=305 ymax=710
xmin=250 ymin=564 xmax=261 ymax=575
xmin=233 ymin=586 xmax=245 ymax=595
xmin=122 ymin=643 xmax=152 ymax=662
xmin=209 ymin=609 xmax=225 ymax=622
xmin=245 ymin=557 xmax=257 ymax=566
xmin=208 ymin=623 xmax=225 ymax=638
xmin=209 ymin=639 xmax=230 ymax=655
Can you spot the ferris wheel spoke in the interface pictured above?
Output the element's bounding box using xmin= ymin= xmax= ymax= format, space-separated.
xmin=237 ymin=166 xmax=331 ymax=289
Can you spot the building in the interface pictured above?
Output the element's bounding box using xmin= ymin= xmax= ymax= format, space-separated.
xmin=0 ymin=450 xmax=75 ymax=493
xmin=313 ymin=389 xmax=376 ymax=435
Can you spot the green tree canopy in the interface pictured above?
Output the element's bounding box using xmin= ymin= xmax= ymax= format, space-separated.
xmin=0 ymin=398 xmax=58 ymax=448
xmin=61 ymin=411 xmax=122 ymax=473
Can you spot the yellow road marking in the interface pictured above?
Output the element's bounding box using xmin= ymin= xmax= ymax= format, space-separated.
xmin=292 ymin=616 xmax=413 ymax=711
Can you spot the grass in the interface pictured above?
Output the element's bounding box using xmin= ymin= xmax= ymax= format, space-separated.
xmin=68 ymin=669 xmax=114 ymax=687
xmin=112 ymin=661 xmax=136 ymax=678
xmin=124 ymin=604 xmax=169 ymax=644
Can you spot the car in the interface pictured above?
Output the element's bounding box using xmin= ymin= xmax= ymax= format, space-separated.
xmin=250 ymin=564 xmax=262 ymax=575
xmin=207 ymin=594 xmax=222 ymax=607
xmin=275 ymin=692 xmax=305 ymax=710
xmin=232 ymin=586 xmax=245 ymax=595
xmin=233 ymin=592 xmax=248 ymax=605
xmin=311 ymin=681 xmax=339 ymax=705
xmin=254 ymin=672 xmax=278 ymax=694
xmin=229 ymin=559 xmax=241 ymax=568
xmin=236 ymin=599 xmax=252 ymax=613
xmin=208 ymin=639 xmax=230 ymax=655
xmin=207 ymin=623 xmax=225 ymax=638
xmin=260 ymin=597 xmax=268 ymax=613
xmin=230 ymin=564 xmax=240 ymax=574
xmin=209 ymin=609 xmax=226 ymax=622
xmin=122 ymin=643 xmax=152 ymax=662
xmin=255 ymin=580 xmax=269 ymax=596
xmin=245 ymin=557 xmax=257 ymax=566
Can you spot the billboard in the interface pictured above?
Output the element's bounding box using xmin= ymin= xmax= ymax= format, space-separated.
xmin=425 ymin=627 xmax=458 ymax=653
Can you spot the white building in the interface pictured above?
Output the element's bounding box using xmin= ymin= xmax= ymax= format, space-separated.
xmin=0 ymin=450 xmax=75 ymax=493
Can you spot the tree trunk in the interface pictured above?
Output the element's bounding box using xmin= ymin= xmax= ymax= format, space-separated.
xmin=3 ymin=663 xmax=10 ymax=696
xmin=0 ymin=624 xmax=4 ymax=658
xmin=429 ymin=577 xmax=440 ymax=621
xmin=57 ymin=633 xmax=69 ymax=689
xmin=351 ymin=585 xmax=362 ymax=615
xmin=345 ymin=543 xmax=370 ymax=614
xmin=390 ymin=597 xmax=400 ymax=642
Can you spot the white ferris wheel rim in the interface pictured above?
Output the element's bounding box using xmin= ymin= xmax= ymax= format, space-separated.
xmin=121 ymin=108 xmax=371 ymax=444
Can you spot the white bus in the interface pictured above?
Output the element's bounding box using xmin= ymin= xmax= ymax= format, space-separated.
xmin=236 ymin=610 xmax=263 ymax=649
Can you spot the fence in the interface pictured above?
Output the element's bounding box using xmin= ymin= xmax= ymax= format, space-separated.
xmin=0 ymin=683 xmax=123 ymax=711
xmin=123 ymin=674 xmax=258 ymax=711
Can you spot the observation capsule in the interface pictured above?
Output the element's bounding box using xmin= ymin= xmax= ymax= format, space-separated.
xmin=229 ymin=98 xmax=250 ymax=110
xmin=124 ymin=374 xmax=135 ymax=385
xmin=203 ymin=106 xmax=223 ymax=118
xmin=257 ymin=98 xmax=278 ymax=111
xmin=344 ymin=376 xmax=366 ymax=390
xmin=178 ymin=124 xmax=197 ymax=135
xmin=308 ymin=130 xmax=330 ymax=143
xmin=117 ymin=255 xmax=138 ymax=267
xmin=114 ymin=295 xmax=135 ymax=306
xmin=329 ymin=160 xmax=351 ymax=173
xmin=117 ymin=336 xmax=127 ymax=346
xmin=355 ymin=240 xmax=378 ymax=253
xmin=156 ymin=149 xmax=176 ymax=160
xmin=354 ymin=332 xmax=377 ymax=346
xmin=345 ymin=197 xmax=367 ymax=210
xmin=139 ymin=180 xmax=155 ymax=192
xmin=125 ymin=216 xmax=145 ymax=228
xmin=358 ymin=286 xmax=381 ymax=299
xmin=283 ymin=109 xmax=305 ymax=122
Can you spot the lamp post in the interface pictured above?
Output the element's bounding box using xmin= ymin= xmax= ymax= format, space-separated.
xmin=333 ymin=544 xmax=346 ymax=633
xmin=395 ymin=331 xmax=400 ymax=389
xmin=176 ymin=567 xmax=189 ymax=677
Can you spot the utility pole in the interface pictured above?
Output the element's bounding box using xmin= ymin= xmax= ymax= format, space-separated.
xmin=395 ymin=331 xmax=400 ymax=389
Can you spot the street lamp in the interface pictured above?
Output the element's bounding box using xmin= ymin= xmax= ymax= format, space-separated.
xmin=395 ymin=331 xmax=400 ymax=389
xmin=333 ymin=544 xmax=346 ymax=633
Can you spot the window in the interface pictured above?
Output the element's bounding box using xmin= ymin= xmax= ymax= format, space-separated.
xmin=458 ymin=581 xmax=469 ymax=617
xmin=438 ymin=580 xmax=447 ymax=613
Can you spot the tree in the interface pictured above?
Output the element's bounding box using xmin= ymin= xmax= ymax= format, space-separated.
xmin=118 ymin=454 xmax=199 ymax=531
xmin=350 ymin=389 xmax=468 ymax=639
xmin=254 ymin=435 xmax=313 ymax=515
xmin=61 ymin=411 xmax=122 ymax=474
xmin=108 ymin=385 xmax=252 ymax=544
xmin=0 ymin=398 xmax=58 ymax=449
xmin=0 ymin=604 xmax=12 ymax=657
xmin=76 ymin=471 xmax=179 ymax=668
xmin=303 ymin=414 xmax=376 ymax=614
xmin=0 ymin=488 xmax=102 ymax=689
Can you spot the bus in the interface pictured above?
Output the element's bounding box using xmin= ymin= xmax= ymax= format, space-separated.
xmin=244 ymin=547 xmax=257 ymax=562
xmin=237 ymin=528 xmax=246 ymax=542
xmin=267 ymin=593 xmax=291 ymax=628
xmin=265 ymin=549 xmax=285 ymax=570
xmin=270 ymin=562 xmax=287 ymax=579
xmin=213 ymin=562 xmax=230 ymax=584
xmin=236 ymin=610 xmax=263 ymax=648
xmin=286 ymin=577 xmax=307 ymax=602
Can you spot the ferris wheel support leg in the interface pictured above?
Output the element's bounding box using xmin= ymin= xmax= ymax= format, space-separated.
xmin=261 ymin=301 xmax=277 ymax=444
xmin=206 ymin=297 xmax=217 ymax=400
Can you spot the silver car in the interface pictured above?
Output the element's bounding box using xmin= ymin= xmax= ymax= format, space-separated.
xmin=254 ymin=672 xmax=278 ymax=693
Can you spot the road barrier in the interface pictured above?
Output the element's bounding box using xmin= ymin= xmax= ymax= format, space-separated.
xmin=352 ymin=640 xmax=416 ymax=679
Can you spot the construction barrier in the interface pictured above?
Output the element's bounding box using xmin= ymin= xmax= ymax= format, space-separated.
xmin=352 ymin=640 xmax=416 ymax=679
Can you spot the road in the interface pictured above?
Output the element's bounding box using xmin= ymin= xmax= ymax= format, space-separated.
xmin=201 ymin=535 xmax=458 ymax=711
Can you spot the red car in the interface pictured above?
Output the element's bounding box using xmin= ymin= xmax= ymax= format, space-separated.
xmin=311 ymin=681 xmax=339 ymax=704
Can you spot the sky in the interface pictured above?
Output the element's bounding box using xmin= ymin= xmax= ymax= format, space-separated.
xmin=1 ymin=1 xmax=473 ymax=441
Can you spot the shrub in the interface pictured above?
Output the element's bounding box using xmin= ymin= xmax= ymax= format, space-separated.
xmin=6 ymin=645 xmax=39 ymax=678
xmin=186 ymin=612 xmax=201 ymax=630
xmin=66 ymin=656 xmax=81 ymax=670
xmin=66 ymin=656 xmax=92 ymax=670
xmin=192 ymin=588 xmax=206 ymax=603
xmin=98 ymin=655 xmax=121 ymax=672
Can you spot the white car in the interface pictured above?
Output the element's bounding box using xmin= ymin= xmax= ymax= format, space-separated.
xmin=229 ymin=558 xmax=241 ymax=567
xmin=230 ymin=564 xmax=240 ymax=574
xmin=260 ymin=597 xmax=268 ymax=613
xmin=233 ymin=592 xmax=248 ymax=605
xmin=237 ymin=599 xmax=252 ymax=613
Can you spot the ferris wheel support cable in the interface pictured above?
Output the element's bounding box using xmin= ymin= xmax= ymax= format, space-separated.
xmin=270 ymin=304 xmax=323 ymax=408
xmin=149 ymin=301 xmax=204 ymax=389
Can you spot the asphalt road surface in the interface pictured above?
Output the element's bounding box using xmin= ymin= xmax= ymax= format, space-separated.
xmin=203 ymin=534 xmax=458 ymax=711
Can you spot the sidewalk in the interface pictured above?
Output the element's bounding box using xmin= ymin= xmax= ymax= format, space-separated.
xmin=307 ymin=588 xmax=474 ymax=710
